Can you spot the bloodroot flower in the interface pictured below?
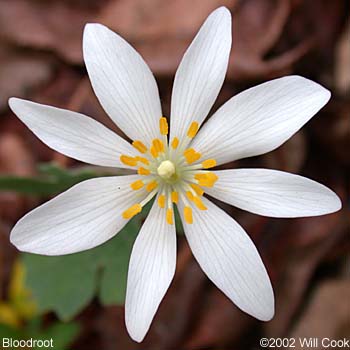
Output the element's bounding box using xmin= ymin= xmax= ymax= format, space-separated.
xmin=9 ymin=7 xmax=341 ymax=342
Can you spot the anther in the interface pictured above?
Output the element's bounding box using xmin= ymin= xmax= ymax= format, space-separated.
xmin=150 ymin=146 xmax=158 ymax=158
xmin=130 ymin=180 xmax=144 ymax=190
xmin=137 ymin=167 xmax=151 ymax=176
xmin=194 ymin=172 xmax=218 ymax=187
xmin=136 ymin=156 xmax=149 ymax=165
xmin=122 ymin=204 xmax=142 ymax=219
xmin=166 ymin=208 xmax=174 ymax=225
xmin=184 ymin=206 xmax=193 ymax=224
xmin=171 ymin=137 xmax=179 ymax=149
xmin=120 ymin=155 xmax=137 ymax=167
xmin=171 ymin=191 xmax=178 ymax=203
xmin=159 ymin=117 xmax=168 ymax=135
xmin=193 ymin=196 xmax=207 ymax=210
xmin=187 ymin=121 xmax=199 ymax=138
xmin=202 ymin=159 xmax=217 ymax=169
xmin=184 ymin=148 xmax=201 ymax=164
xmin=186 ymin=191 xmax=194 ymax=201
xmin=152 ymin=139 xmax=164 ymax=153
xmin=158 ymin=194 xmax=166 ymax=208
xmin=190 ymin=183 xmax=204 ymax=196
xmin=146 ymin=180 xmax=158 ymax=192
xmin=132 ymin=141 xmax=147 ymax=153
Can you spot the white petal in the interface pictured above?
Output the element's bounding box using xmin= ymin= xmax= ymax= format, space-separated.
xmin=11 ymin=175 xmax=147 ymax=255
xmin=206 ymin=169 xmax=342 ymax=218
xmin=179 ymin=198 xmax=274 ymax=321
xmin=192 ymin=76 xmax=331 ymax=165
xmin=83 ymin=23 xmax=162 ymax=145
xmin=125 ymin=200 xmax=176 ymax=342
xmin=170 ymin=7 xmax=232 ymax=141
xmin=9 ymin=98 xmax=135 ymax=168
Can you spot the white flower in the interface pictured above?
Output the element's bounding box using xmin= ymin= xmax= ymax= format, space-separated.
xmin=8 ymin=7 xmax=341 ymax=342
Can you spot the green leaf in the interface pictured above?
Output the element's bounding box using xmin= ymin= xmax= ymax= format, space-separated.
xmin=21 ymin=201 xmax=154 ymax=321
xmin=21 ymin=251 xmax=97 ymax=321
xmin=0 ymin=324 xmax=21 ymax=340
xmin=0 ymin=163 xmax=97 ymax=196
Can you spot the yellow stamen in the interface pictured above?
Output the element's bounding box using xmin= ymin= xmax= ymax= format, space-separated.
xmin=159 ymin=117 xmax=168 ymax=135
xmin=171 ymin=137 xmax=179 ymax=149
xmin=184 ymin=148 xmax=201 ymax=164
xmin=150 ymin=146 xmax=158 ymax=158
xmin=146 ymin=180 xmax=158 ymax=192
xmin=196 ymin=178 xmax=217 ymax=188
xmin=120 ymin=155 xmax=137 ymax=167
xmin=171 ymin=191 xmax=178 ymax=203
xmin=166 ymin=208 xmax=174 ymax=225
xmin=152 ymin=138 xmax=164 ymax=153
xmin=202 ymin=159 xmax=217 ymax=169
xmin=190 ymin=183 xmax=204 ymax=196
xmin=137 ymin=167 xmax=150 ymax=175
xmin=187 ymin=121 xmax=199 ymax=138
xmin=136 ymin=156 xmax=149 ymax=165
xmin=193 ymin=196 xmax=207 ymax=210
xmin=184 ymin=206 xmax=193 ymax=224
xmin=122 ymin=204 xmax=142 ymax=219
xmin=186 ymin=191 xmax=194 ymax=201
xmin=132 ymin=140 xmax=147 ymax=153
xmin=195 ymin=172 xmax=218 ymax=187
xmin=130 ymin=180 xmax=144 ymax=190
xmin=158 ymin=194 xmax=166 ymax=208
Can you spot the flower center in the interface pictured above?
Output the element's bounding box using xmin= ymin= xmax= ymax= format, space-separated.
xmin=157 ymin=160 xmax=175 ymax=180
xmin=119 ymin=117 xmax=218 ymax=225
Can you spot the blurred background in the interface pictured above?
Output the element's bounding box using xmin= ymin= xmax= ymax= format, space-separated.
xmin=0 ymin=0 xmax=349 ymax=349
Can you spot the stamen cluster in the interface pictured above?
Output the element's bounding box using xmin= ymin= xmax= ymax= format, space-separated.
xmin=120 ymin=118 xmax=218 ymax=224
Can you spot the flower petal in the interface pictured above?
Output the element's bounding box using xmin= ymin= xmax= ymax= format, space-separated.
xmin=170 ymin=7 xmax=232 ymax=141
xmin=9 ymin=98 xmax=135 ymax=168
xmin=192 ymin=76 xmax=331 ymax=165
xmin=10 ymin=175 xmax=146 ymax=255
xmin=125 ymin=200 xmax=176 ymax=342
xmin=83 ymin=23 xmax=162 ymax=145
xmin=206 ymin=169 xmax=342 ymax=218
xmin=179 ymin=198 xmax=274 ymax=321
